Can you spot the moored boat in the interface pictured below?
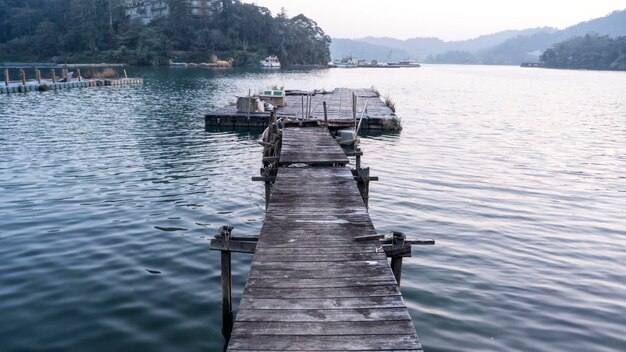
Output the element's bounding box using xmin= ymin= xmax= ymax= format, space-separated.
xmin=333 ymin=56 xmax=358 ymax=68
xmin=260 ymin=56 xmax=281 ymax=68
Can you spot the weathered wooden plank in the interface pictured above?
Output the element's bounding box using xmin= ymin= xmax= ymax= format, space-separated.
xmin=279 ymin=127 xmax=349 ymax=165
xmin=253 ymin=246 xmax=379 ymax=256
xmin=231 ymin=320 xmax=415 ymax=336
xmin=245 ymin=276 xmax=397 ymax=289
xmin=247 ymin=265 xmax=393 ymax=279
xmin=251 ymin=251 xmax=387 ymax=262
xmin=243 ymin=285 xmax=400 ymax=299
xmin=238 ymin=295 xmax=407 ymax=310
xmin=230 ymin=350 xmax=421 ymax=352
xmin=228 ymin=334 xmax=422 ymax=351
xmin=235 ymin=307 xmax=412 ymax=322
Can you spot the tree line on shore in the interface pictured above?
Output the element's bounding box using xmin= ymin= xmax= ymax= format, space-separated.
xmin=540 ymin=34 xmax=626 ymax=70
xmin=0 ymin=0 xmax=331 ymax=66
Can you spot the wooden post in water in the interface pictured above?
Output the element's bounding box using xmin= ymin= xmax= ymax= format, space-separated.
xmin=247 ymin=89 xmax=252 ymax=120
xmin=77 ymin=69 xmax=82 ymax=81
xmin=35 ymin=69 xmax=41 ymax=84
xmin=4 ymin=69 xmax=9 ymax=86
xmin=352 ymin=92 xmax=357 ymax=129
xmin=270 ymin=108 xmax=277 ymax=135
xmin=391 ymin=231 xmax=406 ymax=285
xmin=323 ymin=101 xmax=328 ymax=126
xmin=51 ymin=69 xmax=57 ymax=83
xmin=19 ymin=69 xmax=26 ymax=85
xmin=217 ymin=226 xmax=234 ymax=337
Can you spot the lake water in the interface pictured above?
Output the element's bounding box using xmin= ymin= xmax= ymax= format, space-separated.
xmin=1 ymin=65 xmax=625 ymax=352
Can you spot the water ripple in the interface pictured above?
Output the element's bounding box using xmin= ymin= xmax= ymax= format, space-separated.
xmin=1 ymin=66 xmax=625 ymax=351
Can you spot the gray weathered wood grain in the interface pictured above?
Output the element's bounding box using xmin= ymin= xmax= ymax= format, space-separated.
xmin=227 ymin=130 xmax=421 ymax=351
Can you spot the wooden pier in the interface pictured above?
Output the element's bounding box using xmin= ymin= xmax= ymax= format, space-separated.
xmin=205 ymin=88 xmax=402 ymax=131
xmin=1 ymin=68 xmax=142 ymax=94
xmin=212 ymin=126 xmax=427 ymax=351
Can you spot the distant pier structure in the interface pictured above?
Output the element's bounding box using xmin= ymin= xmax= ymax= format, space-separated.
xmin=1 ymin=65 xmax=142 ymax=94
xmin=205 ymin=88 xmax=402 ymax=131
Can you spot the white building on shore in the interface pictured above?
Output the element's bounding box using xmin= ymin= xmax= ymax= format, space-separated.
xmin=125 ymin=0 xmax=215 ymax=24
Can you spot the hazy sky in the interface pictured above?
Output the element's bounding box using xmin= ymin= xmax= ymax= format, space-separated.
xmin=243 ymin=0 xmax=626 ymax=41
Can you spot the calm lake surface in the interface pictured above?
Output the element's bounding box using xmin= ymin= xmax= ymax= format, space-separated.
xmin=1 ymin=65 xmax=625 ymax=352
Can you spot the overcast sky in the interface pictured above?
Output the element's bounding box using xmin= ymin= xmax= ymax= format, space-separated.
xmin=243 ymin=0 xmax=626 ymax=41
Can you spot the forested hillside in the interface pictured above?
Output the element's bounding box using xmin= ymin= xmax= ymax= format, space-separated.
xmin=0 ymin=0 xmax=331 ymax=66
xmin=540 ymin=34 xmax=626 ymax=70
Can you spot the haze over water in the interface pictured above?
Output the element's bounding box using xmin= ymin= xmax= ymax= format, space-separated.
xmin=1 ymin=66 xmax=625 ymax=351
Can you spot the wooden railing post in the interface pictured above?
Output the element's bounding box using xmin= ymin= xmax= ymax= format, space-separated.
xmin=19 ymin=69 xmax=25 ymax=85
xmin=323 ymin=101 xmax=328 ymax=126
xmin=217 ymin=225 xmax=234 ymax=337
xmin=51 ymin=69 xmax=56 ymax=83
xmin=4 ymin=69 xmax=9 ymax=86
xmin=390 ymin=231 xmax=406 ymax=285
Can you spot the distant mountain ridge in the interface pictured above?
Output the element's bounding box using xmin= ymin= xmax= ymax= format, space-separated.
xmin=331 ymin=9 xmax=626 ymax=65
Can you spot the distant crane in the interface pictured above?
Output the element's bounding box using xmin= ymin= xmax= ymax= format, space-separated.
xmin=384 ymin=49 xmax=393 ymax=63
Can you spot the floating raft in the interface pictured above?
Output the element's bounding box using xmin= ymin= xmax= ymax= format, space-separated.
xmin=227 ymin=126 xmax=422 ymax=351
xmin=0 ymin=78 xmax=143 ymax=94
xmin=205 ymin=88 xmax=402 ymax=131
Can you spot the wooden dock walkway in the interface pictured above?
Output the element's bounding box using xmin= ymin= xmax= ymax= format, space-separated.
xmin=227 ymin=126 xmax=423 ymax=351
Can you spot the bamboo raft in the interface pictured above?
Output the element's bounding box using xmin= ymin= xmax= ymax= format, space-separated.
xmin=205 ymin=88 xmax=402 ymax=131
xmin=211 ymin=125 xmax=432 ymax=351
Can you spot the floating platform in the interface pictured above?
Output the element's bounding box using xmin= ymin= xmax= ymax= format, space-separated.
xmin=0 ymin=78 xmax=143 ymax=94
xmin=205 ymin=88 xmax=402 ymax=131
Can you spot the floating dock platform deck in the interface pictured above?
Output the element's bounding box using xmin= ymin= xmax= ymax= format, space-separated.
xmin=205 ymin=88 xmax=402 ymax=131
xmin=224 ymin=126 xmax=423 ymax=351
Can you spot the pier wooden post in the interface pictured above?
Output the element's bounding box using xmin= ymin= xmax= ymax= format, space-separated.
xmin=35 ymin=69 xmax=41 ymax=84
xmin=51 ymin=69 xmax=56 ymax=83
xmin=391 ymin=231 xmax=406 ymax=285
xmin=216 ymin=226 xmax=234 ymax=337
xmin=352 ymin=93 xmax=357 ymax=128
xmin=323 ymin=101 xmax=328 ymax=125
xmin=4 ymin=69 xmax=9 ymax=86
xmin=77 ymin=69 xmax=82 ymax=81
xmin=19 ymin=69 xmax=25 ymax=85
xmin=247 ymin=89 xmax=251 ymax=120
xmin=270 ymin=108 xmax=278 ymax=135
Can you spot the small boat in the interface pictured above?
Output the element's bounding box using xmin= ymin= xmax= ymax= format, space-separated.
xmin=260 ymin=56 xmax=281 ymax=68
xmin=333 ymin=56 xmax=358 ymax=68
xmin=168 ymin=59 xmax=187 ymax=67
